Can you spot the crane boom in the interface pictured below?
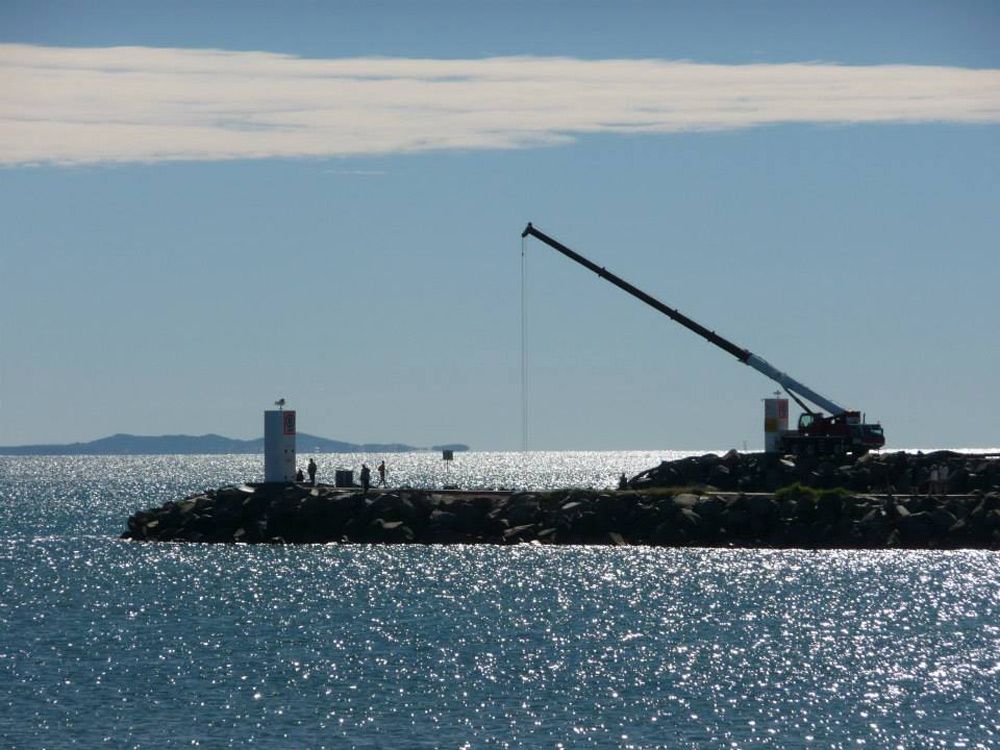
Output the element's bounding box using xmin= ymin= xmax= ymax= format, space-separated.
xmin=521 ymin=222 xmax=847 ymax=416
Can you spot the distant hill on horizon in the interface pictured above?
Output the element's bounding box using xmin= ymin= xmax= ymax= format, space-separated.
xmin=0 ymin=433 xmax=470 ymax=456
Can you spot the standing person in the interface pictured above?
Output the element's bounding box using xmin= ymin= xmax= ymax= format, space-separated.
xmin=938 ymin=463 xmax=949 ymax=495
xmin=307 ymin=458 xmax=317 ymax=486
xmin=377 ymin=460 xmax=387 ymax=487
xmin=360 ymin=463 xmax=371 ymax=494
xmin=618 ymin=472 xmax=628 ymax=490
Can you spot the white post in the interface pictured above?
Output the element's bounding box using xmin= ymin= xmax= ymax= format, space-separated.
xmin=264 ymin=409 xmax=296 ymax=482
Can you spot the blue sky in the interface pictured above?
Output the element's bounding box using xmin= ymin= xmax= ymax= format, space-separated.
xmin=2 ymin=1 xmax=998 ymax=450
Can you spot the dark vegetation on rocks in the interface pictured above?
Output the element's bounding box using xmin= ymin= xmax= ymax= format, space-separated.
xmin=123 ymin=451 xmax=1000 ymax=549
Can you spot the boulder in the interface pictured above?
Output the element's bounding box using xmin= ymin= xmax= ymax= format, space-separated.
xmin=672 ymin=493 xmax=700 ymax=510
xmin=815 ymin=492 xmax=845 ymax=522
xmin=368 ymin=518 xmax=415 ymax=543
xmin=503 ymin=495 xmax=540 ymax=526
xmin=676 ymin=508 xmax=703 ymax=533
xmin=536 ymin=527 xmax=558 ymax=542
xmin=503 ymin=524 xmax=537 ymax=543
xmin=897 ymin=512 xmax=935 ymax=545
xmin=594 ymin=493 xmax=633 ymax=526
xmin=428 ymin=509 xmax=461 ymax=535
xmin=708 ymin=464 xmax=734 ymax=489
xmin=440 ymin=495 xmax=496 ymax=530
xmin=986 ymin=509 xmax=1000 ymax=531
xmin=696 ymin=495 xmax=727 ymax=522
xmin=721 ymin=508 xmax=751 ymax=538
xmin=928 ymin=508 xmax=957 ymax=534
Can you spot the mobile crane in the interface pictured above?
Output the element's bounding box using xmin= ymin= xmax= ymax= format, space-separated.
xmin=521 ymin=223 xmax=886 ymax=456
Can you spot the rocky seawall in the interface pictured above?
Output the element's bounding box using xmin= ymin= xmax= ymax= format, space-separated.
xmin=630 ymin=449 xmax=1000 ymax=494
xmin=122 ymin=452 xmax=1000 ymax=549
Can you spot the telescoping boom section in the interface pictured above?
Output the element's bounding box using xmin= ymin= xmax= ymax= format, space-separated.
xmin=521 ymin=223 xmax=885 ymax=455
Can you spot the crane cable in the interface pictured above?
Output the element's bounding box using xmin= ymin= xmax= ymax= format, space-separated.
xmin=521 ymin=235 xmax=528 ymax=452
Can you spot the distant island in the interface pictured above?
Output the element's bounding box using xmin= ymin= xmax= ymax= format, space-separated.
xmin=0 ymin=433 xmax=470 ymax=456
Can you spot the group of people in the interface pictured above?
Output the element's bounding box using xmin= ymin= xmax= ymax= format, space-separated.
xmin=358 ymin=461 xmax=387 ymax=493
xmin=295 ymin=458 xmax=387 ymax=493
xmin=927 ymin=463 xmax=950 ymax=495
xmin=295 ymin=458 xmax=319 ymax=485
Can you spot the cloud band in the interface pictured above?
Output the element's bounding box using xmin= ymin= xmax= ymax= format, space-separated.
xmin=2 ymin=44 xmax=998 ymax=166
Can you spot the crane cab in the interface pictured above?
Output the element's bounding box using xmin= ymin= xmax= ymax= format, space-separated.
xmin=783 ymin=409 xmax=885 ymax=455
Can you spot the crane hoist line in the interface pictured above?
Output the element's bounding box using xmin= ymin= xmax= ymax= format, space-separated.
xmin=521 ymin=222 xmax=886 ymax=456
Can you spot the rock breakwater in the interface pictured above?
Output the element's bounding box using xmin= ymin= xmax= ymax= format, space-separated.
xmin=123 ymin=451 xmax=1000 ymax=549
xmin=630 ymin=449 xmax=1000 ymax=494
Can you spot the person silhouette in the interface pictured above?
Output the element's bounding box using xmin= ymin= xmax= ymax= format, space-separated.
xmin=360 ymin=463 xmax=371 ymax=494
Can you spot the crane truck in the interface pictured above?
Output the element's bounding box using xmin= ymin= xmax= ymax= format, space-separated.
xmin=521 ymin=223 xmax=886 ymax=456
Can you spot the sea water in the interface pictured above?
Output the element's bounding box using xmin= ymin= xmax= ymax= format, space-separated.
xmin=1 ymin=453 xmax=998 ymax=749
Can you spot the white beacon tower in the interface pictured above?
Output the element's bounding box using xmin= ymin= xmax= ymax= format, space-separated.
xmin=264 ymin=401 xmax=296 ymax=483
xmin=763 ymin=396 xmax=789 ymax=453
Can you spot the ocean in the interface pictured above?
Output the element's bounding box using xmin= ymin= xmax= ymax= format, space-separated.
xmin=1 ymin=452 xmax=998 ymax=748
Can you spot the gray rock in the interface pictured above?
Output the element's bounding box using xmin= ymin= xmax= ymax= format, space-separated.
xmin=369 ymin=518 xmax=415 ymax=543
xmin=928 ymin=508 xmax=957 ymax=533
xmin=428 ymin=509 xmax=460 ymax=532
xmin=504 ymin=495 xmax=540 ymax=526
xmin=676 ymin=508 xmax=702 ymax=531
xmin=898 ymin=512 xmax=934 ymax=544
xmin=696 ymin=496 xmax=727 ymax=522
xmin=503 ymin=524 xmax=537 ymax=543
xmin=722 ymin=508 xmax=750 ymax=537
xmin=672 ymin=493 xmax=700 ymax=510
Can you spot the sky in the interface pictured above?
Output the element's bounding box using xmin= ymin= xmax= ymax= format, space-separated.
xmin=1 ymin=0 xmax=998 ymax=451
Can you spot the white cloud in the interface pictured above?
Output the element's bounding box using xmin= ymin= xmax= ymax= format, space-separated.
xmin=1 ymin=44 xmax=998 ymax=166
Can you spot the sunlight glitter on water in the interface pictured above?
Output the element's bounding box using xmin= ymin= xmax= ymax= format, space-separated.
xmin=2 ymin=454 xmax=999 ymax=748
xmin=2 ymin=539 xmax=998 ymax=748
xmin=0 ymin=451 xmax=696 ymax=538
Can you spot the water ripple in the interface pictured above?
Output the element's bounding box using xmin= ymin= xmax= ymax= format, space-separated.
xmin=2 ymin=455 xmax=999 ymax=748
xmin=1 ymin=538 xmax=997 ymax=748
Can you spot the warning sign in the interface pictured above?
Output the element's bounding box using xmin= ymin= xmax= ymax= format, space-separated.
xmin=283 ymin=411 xmax=296 ymax=436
